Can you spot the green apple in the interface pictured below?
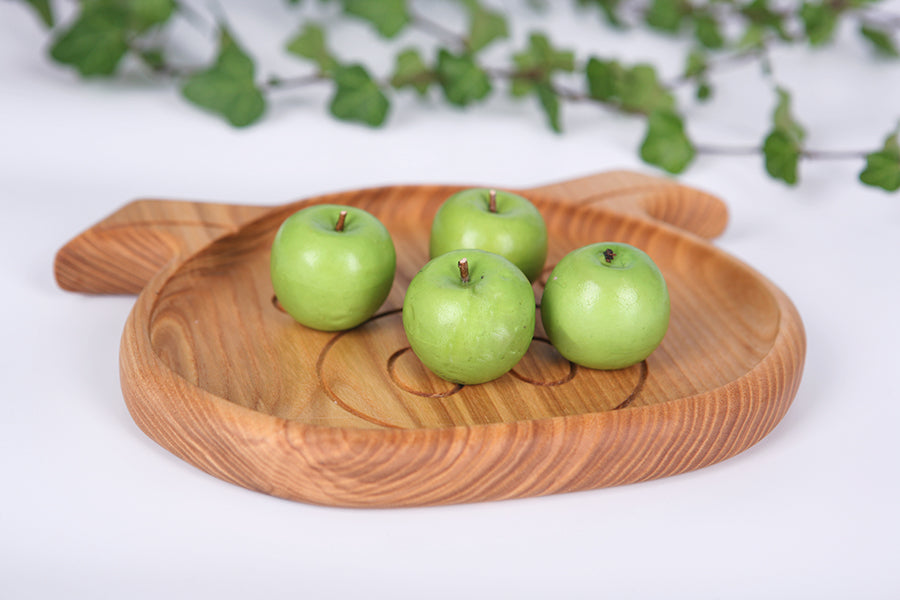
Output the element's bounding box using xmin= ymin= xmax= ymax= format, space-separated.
xmin=429 ymin=188 xmax=548 ymax=282
xmin=270 ymin=204 xmax=396 ymax=331
xmin=541 ymin=242 xmax=670 ymax=370
xmin=402 ymin=249 xmax=536 ymax=385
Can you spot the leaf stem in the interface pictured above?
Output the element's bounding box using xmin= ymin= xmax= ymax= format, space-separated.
xmin=800 ymin=148 xmax=869 ymax=160
xmin=262 ymin=72 xmax=327 ymax=92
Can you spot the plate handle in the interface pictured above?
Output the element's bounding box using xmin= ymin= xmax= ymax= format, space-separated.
xmin=54 ymin=199 xmax=271 ymax=295
xmin=525 ymin=170 xmax=729 ymax=240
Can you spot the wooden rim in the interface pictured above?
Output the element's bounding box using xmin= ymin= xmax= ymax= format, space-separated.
xmin=119 ymin=187 xmax=805 ymax=508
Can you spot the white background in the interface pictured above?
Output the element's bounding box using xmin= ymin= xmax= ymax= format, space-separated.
xmin=2 ymin=1 xmax=899 ymax=598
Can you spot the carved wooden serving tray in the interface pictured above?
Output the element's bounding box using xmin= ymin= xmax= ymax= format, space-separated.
xmin=55 ymin=171 xmax=805 ymax=507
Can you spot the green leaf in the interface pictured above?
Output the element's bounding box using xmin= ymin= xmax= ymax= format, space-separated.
xmin=740 ymin=0 xmax=789 ymax=40
xmin=697 ymin=81 xmax=713 ymax=100
xmin=536 ymin=82 xmax=562 ymax=133
xmin=128 ymin=0 xmax=176 ymax=32
xmin=578 ymin=0 xmax=625 ymax=28
xmin=800 ymin=1 xmax=839 ymax=46
xmin=510 ymin=32 xmax=574 ymax=98
xmin=585 ymin=57 xmax=621 ymax=101
xmin=465 ymin=1 xmax=509 ymax=52
xmin=509 ymin=34 xmax=572 ymax=130
xmin=390 ymin=48 xmax=432 ymax=96
xmin=341 ymin=0 xmax=410 ymax=38
xmin=644 ymin=0 xmax=684 ymax=33
xmin=619 ymin=64 xmax=674 ymax=114
xmin=181 ymin=29 xmax=266 ymax=127
xmin=683 ymin=49 xmax=708 ymax=79
xmin=329 ymin=64 xmax=390 ymax=126
xmin=586 ymin=58 xmax=674 ymax=114
xmin=510 ymin=76 xmax=534 ymax=97
xmin=772 ymin=87 xmax=806 ymax=143
xmin=694 ymin=13 xmax=724 ymax=49
xmin=860 ymin=25 xmax=899 ymax=58
xmin=763 ymin=129 xmax=802 ymax=185
xmin=49 ymin=5 xmax=130 ymax=76
xmin=513 ymin=33 xmax=575 ymax=74
xmin=640 ymin=109 xmax=695 ymax=173
xmin=285 ymin=23 xmax=337 ymax=72
xmin=762 ymin=87 xmax=805 ymax=184
xmin=436 ymin=49 xmax=492 ymax=106
xmin=48 ymin=0 xmax=177 ymax=76
xmin=137 ymin=48 xmax=166 ymax=70
xmin=859 ymin=129 xmax=900 ymax=191
xmin=738 ymin=24 xmax=767 ymax=50
xmin=23 ymin=0 xmax=54 ymax=27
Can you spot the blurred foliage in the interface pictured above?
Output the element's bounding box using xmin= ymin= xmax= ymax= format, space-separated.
xmin=19 ymin=0 xmax=900 ymax=191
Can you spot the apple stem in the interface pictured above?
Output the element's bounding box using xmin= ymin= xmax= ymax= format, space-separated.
xmin=458 ymin=258 xmax=470 ymax=283
xmin=335 ymin=210 xmax=347 ymax=232
xmin=488 ymin=189 xmax=497 ymax=213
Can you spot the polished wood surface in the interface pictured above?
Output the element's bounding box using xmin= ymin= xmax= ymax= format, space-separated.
xmin=55 ymin=171 xmax=805 ymax=507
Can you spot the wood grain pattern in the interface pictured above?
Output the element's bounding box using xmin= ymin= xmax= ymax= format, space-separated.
xmin=57 ymin=171 xmax=805 ymax=507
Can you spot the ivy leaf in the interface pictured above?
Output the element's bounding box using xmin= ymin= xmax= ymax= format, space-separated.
xmin=694 ymin=13 xmax=725 ymax=49
xmin=464 ymin=0 xmax=509 ymax=52
xmin=285 ymin=23 xmax=337 ymax=72
xmin=391 ymin=48 xmax=433 ymax=96
xmin=50 ymin=5 xmax=130 ymax=76
xmin=181 ymin=29 xmax=266 ymax=127
xmin=585 ymin=57 xmax=620 ymax=101
xmin=682 ymin=50 xmax=712 ymax=99
xmin=509 ymin=34 xmax=572 ymax=131
xmin=577 ymin=0 xmax=626 ymax=28
xmin=640 ymin=109 xmax=695 ymax=173
xmin=586 ymin=58 xmax=674 ymax=114
xmin=619 ymin=64 xmax=674 ymax=113
xmin=859 ymin=25 xmax=899 ymax=58
xmin=644 ymin=0 xmax=684 ymax=33
xmin=740 ymin=0 xmax=789 ymax=40
xmin=738 ymin=24 xmax=767 ymax=50
xmin=536 ymin=82 xmax=562 ymax=133
xmin=772 ymin=87 xmax=806 ymax=143
xmin=128 ymin=0 xmax=176 ymax=31
xmin=696 ymin=81 xmax=712 ymax=100
xmin=763 ymin=129 xmax=802 ymax=185
xmin=329 ymin=64 xmax=390 ymax=126
xmin=49 ymin=0 xmax=176 ymax=76
xmin=341 ymin=0 xmax=409 ymax=38
xmin=859 ymin=128 xmax=900 ymax=191
xmin=800 ymin=1 xmax=840 ymax=46
xmin=513 ymin=33 xmax=575 ymax=75
xmin=436 ymin=49 xmax=492 ymax=106
xmin=511 ymin=32 xmax=573 ymax=95
xmin=137 ymin=48 xmax=166 ymax=71
xmin=23 ymin=0 xmax=54 ymax=27
xmin=762 ymin=87 xmax=805 ymax=185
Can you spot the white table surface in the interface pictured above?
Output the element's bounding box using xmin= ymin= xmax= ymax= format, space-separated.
xmin=3 ymin=2 xmax=899 ymax=598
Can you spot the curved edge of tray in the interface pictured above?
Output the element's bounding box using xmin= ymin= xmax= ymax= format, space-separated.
xmin=119 ymin=205 xmax=806 ymax=509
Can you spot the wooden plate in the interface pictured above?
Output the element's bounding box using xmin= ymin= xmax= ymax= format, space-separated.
xmin=55 ymin=171 xmax=805 ymax=507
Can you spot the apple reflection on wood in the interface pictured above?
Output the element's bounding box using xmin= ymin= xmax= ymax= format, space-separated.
xmin=269 ymin=188 xmax=670 ymax=386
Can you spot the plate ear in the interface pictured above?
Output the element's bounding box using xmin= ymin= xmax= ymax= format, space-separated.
xmin=525 ymin=169 xmax=728 ymax=240
xmin=55 ymin=199 xmax=271 ymax=295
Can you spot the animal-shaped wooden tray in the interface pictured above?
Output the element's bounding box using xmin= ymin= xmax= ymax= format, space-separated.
xmin=55 ymin=171 xmax=805 ymax=508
